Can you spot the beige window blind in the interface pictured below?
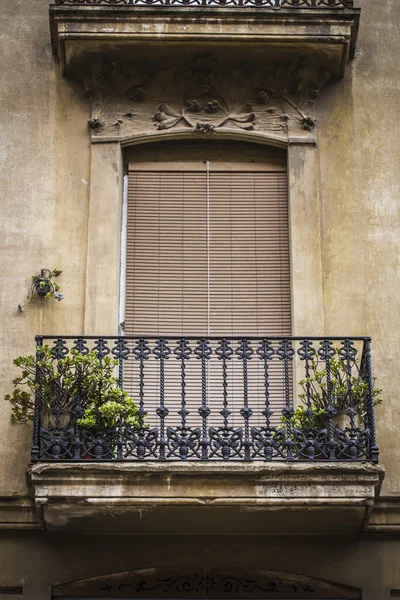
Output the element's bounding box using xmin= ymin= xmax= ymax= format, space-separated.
xmin=124 ymin=163 xmax=291 ymax=427
xmin=125 ymin=165 xmax=290 ymax=337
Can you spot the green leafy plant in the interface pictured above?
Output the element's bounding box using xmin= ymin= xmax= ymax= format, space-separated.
xmin=284 ymin=348 xmax=382 ymax=429
xmin=4 ymin=348 xmax=139 ymax=430
xmin=18 ymin=268 xmax=64 ymax=312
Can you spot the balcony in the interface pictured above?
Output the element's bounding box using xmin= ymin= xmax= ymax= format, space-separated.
xmin=49 ymin=0 xmax=361 ymax=79
xmin=27 ymin=335 xmax=384 ymax=533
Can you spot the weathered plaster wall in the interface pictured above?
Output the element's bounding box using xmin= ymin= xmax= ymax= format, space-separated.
xmin=0 ymin=1 xmax=399 ymax=597
xmin=0 ymin=0 xmax=399 ymax=500
xmin=0 ymin=533 xmax=399 ymax=600
xmin=0 ymin=0 xmax=90 ymax=493
xmin=317 ymin=0 xmax=400 ymax=493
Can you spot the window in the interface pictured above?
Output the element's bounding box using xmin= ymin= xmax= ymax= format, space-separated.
xmin=121 ymin=140 xmax=291 ymax=425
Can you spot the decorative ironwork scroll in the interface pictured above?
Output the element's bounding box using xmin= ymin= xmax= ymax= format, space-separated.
xmin=54 ymin=0 xmax=354 ymax=8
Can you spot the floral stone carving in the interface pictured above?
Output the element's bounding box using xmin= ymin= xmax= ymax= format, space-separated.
xmin=154 ymin=100 xmax=256 ymax=134
xmin=255 ymin=58 xmax=331 ymax=132
xmin=74 ymin=54 xmax=330 ymax=140
xmin=77 ymin=58 xmax=151 ymax=133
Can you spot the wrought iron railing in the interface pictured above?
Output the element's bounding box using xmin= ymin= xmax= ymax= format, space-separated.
xmin=52 ymin=0 xmax=354 ymax=9
xmin=31 ymin=335 xmax=378 ymax=462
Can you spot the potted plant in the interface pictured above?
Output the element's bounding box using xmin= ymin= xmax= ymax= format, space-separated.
xmin=18 ymin=268 xmax=64 ymax=312
xmin=290 ymin=348 xmax=382 ymax=431
xmin=4 ymin=347 xmax=140 ymax=458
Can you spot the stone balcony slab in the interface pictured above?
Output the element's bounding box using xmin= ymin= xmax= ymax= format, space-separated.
xmin=28 ymin=461 xmax=384 ymax=534
xmin=49 ymin=5 xmax=360 ymax=78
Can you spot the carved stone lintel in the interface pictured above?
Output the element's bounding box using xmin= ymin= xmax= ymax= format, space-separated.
xmin=75 ymin=54 xmax=330 ymax=141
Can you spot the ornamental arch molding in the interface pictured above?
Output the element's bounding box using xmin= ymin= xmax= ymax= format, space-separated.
xmin=52 ymin=566 xmax=361 ymax=599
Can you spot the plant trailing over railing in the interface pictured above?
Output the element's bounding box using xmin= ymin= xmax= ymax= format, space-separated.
xmin=285 ymin=348 xmax=382 ymax=431
xmin=18 ymin=268 xmax=64 ymax=312
xmin=4 ymin=348 xmax=139 ymax=433
xmin=14 ymin=335 xmax=381 ymax=463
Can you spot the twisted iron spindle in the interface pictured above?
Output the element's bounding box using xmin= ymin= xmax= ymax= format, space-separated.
xmin=257 ymin=339 xmax=275 ymax=430
xmin=296 ymin=338 xmax=318 ymax=460
xmin=51 ymin=338 xmax=69 ymax=432
xmin=174 ymin=339 xmax=191 ymax=430
xmin=195 ymin=338 xmax=212 ymax=460
xmin=277 ymin=339 xmax=294 ymax=459
xmin=92 ymin=338 xmax=111 ymax=457
xmin=216 ymin=339 xmax=233 ymax=430
xmin=132 ymin=338 xmax=151 ymax=430
xmin=339 ymin=339 xmax=358 ymax=459
xmin=71 ymin=337 xmax=89 ymax=460
xmin=112 ymin=338 xmax=130 ymax=459
xmin=364 ymin=338 xmax=379 ymax=462
xmin=318 ymin=339 xmax=336 ymax=460
xmin=236 ymin=339 xmax=254 ymax=461
xmin=31 ymin=336 xmax=43 ymax=462
xmin=154 ymin=338 xmax=171 ymax=460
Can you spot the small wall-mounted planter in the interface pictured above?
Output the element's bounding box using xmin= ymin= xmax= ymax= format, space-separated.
xmin=18 ymin=268 xmax=64 ymax=311
xmin=35 ymin=280 xmax=52 ymax=298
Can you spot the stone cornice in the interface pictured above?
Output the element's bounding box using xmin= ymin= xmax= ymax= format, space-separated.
xmin=49 ymin=5 xmax=360 ymax=78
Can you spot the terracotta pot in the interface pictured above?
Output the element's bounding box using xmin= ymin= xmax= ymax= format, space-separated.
xmin=40 ymin=408 xmax=75 ymax=429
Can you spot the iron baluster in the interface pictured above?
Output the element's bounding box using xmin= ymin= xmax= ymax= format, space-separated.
xmin=175 ymin=338 xmax=191 ymax=431
xmin=132 ymin=338 xmax=151 ymax=430
xmin=154 ymin=338 xmax=171 ymax=460
xmin=364 ymin=338 xmax=379 ymax=462
xmin=296 ymin=339 xmax=318 ymax=460
xmin=257 ymin=339 xmax=275 ymax=430
xmin=338 ymin=338 xmax=358 ymax=459
xmin=92 ymin=338 xmax=111 ymax=458
xmin=130 ymin=338 xmax=152 ymax=460
xmin=112 ymin=338 xmax=130 ymax=459
xmin=318 ymin=339 xmax=336 ymax=460
xmin=51 ymin=338 xmax=69 ymax=431
xmin=171 ymin=338 xmax=193 ymax=459
xmin=31 ymin=336 xmax=43 ymax=461
xmin=236 ymin=338 xmax=254 ymax=461
xmin=255 ymin=339 xmax=275 ymax=460
xmin=277 ymin=339 xmax=295 ymax=459
xmin=216 ymin=339 xmax=233 ymax=430
xmin=210 ymin=339 xmax=241 ymax=460
xmin=112 ymin=337 xmax=130 ymax=389
xmin=48 ymin=338 xmax=69 ymax=459
xmin=71 ymin=337 xmax=89 ymax=460
xmin=195 ymin=338 xmax=212 ymax=460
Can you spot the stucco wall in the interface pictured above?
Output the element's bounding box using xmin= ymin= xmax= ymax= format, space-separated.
xmin=317 ymin=0 xmax=400 ymax=493
xmin=0 ymin=0 xmax=399 ymax=497
xmin=0 ymin=0 xmax=91 ymax=493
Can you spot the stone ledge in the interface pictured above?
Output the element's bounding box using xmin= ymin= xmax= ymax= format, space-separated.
xmin=28 ymin=462 xmax=384 ymax=534
xmin=0 ymin=495 xmax=39 ymax=530
xmin=368 ymin=495 xmax=400 ymax=533
xmin=49 ymin=5 xmax=360 ymax=77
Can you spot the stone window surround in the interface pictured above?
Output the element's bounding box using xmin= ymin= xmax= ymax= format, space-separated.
xmin=84 ymin=130 xmax=324 ymax=343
